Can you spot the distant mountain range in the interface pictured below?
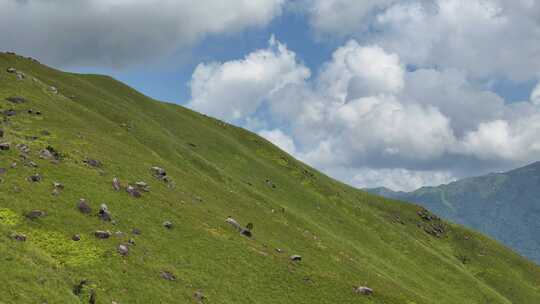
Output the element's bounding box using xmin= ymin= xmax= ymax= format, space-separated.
xmin=366 ymin=161 xmax=540 ymax=264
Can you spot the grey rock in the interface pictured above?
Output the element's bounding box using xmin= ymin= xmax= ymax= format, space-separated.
xmin=160 ymin=271 xmax=176 ymax=281
xmin=131 ymin=228 xmax=141 ymax=235
xmin=112 ymin=177 xmax=121 ymax=191
xmin=28 ymin=173 xmax=42 ymax=182
xmin=163 ymin=221 xmax=173 ymax=229
xmin=15 ymin=71 xmax=25 ymax=80
xmin=117 ymin=244 xmax=129 ymax=256
xmin=94 ymin=230 xmax=111 ymax=239
xmin=10 ymin=232 xmax=26 ymax=241
xmin=39 ymin=149 xmax=54 ymax=159
xmin=355 ymin=286 xmax=373 ymax=296
xmin=84 ymin=158 xmax=102 ymax=168
xmin=16 ymin=144 xmax=30 ymax=153
xmin=128 ymin=238 xmax=136 ymax=245
xmin=194 ymin=291 xmax=205 ymax=302
xmin=225 ymin=217 xmax=241 ymax=231
xmin=5 ymin=96 xmax=27 ymax=104
xmin=290 ymin=255 xmax=302 ymax=262
xmin=98 ymin=204 xmax=112 ymax=221
xmin=49 ymin=86 xmax=58 ymax=94
xmin=4 ymin=109 xmax=16 ymax=116
xmin=126 ymin=185 xmax=141 ymax=198
xmin=72 ymin=234 xmax=81 ymax=241
xmin=135 ymin=181 xmax=149 ymax=192
xmin=78 ymin=199 xmax=92 ymax=214
xmin=0 ymin=143 xmax=10 ymax=150
xmin=25 ymin=210 xmax=46 ymax=220
xmin=6 ymin=67 xmax=16 ymax=73
xmin=53 ymin=182 xmax=64 ymax=189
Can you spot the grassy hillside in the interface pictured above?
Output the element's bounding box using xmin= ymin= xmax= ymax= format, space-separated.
xmin=367 ymin=162 xmax=540 ymax=265
xmin=0 ymin=52 xmax=539 ymax=304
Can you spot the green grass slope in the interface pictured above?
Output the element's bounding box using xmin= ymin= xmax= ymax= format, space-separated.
xmin=0 ymin=52 xmax=539 ymax=304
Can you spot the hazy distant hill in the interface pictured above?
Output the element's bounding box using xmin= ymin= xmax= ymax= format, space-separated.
xmin=367 ymin=161 xmax=540 ymax=264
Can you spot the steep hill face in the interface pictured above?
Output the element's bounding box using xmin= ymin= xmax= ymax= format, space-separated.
xmin=0 ymin=52 xmax=539 ymax=304
xmin=367 ymin=162 xmax=540 ymax=265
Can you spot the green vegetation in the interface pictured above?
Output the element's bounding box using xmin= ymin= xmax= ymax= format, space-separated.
xmin=367 ymin=162 xmax=540 ymax=265
xmin=1 ymin=52 xmax=539 ymax=303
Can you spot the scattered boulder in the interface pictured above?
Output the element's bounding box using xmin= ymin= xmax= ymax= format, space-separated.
xmin=131 ymin=228 xmax=141 ymax=235
xmin=10 ymin=232 xmax=26 ymax=241
xmin=94 ymin=230 xmax=111 ymax=239
xmin=16 ymin=143 xmax=30 ymax=154
xmin=240 ymin=228 xmax=252 ymax=238
xmin=126 ymin=185 xmax=141 ymax=198
xmin=151 ymin=166 xmax=169 ymax=182
xmin=265 ymin=179 xmax=276 ymax=189
xmin=275 ymin=248 xmax=283 ymax=253
xmin=4 ymin=109 xmax=16 ymax=116
xmin=15 ymin=71 xmax=25 ymax=80
xmin=84 ymin=159 xmax=102 ymax=168
xmin=6 ymin=67 xmax=16 ymax=73
xmin=10 ymin=162 xmax=17 ymax=168
xmin=160 ymin=271 xmax=176 ymax=281
xmin=117 ymin=244 xmax=129 ymax=256
xmin=112 ymin=177 xmax=121 ymax=191
xmin=49 ymin=86 xmax=58 ymax=94
xmin=128 ymin=238 xmax=136 ymax=245
xmin=98 ymin=204 xmax=112 ymax=221
xmin=28 ymin=173 xmax=42 ymax=182
xmin=290 ymin=255 xmax=302 ymax=262
xmin=72 ymin=234 xmax=81 ymax=241
xmin=225 ymin=217 xmax=241 ymax=231
xmin=194 ymin=291 xmax=205 ymax=302
xmin=355 ymin=286 xmax=373 ymax=296
xmin=39 ymin=149 xmax=54 ymax=159
xmin=163 ymin=221 xmax=173 ymax=229
xmin=72 ymin=280 xmax=88 ymax=296
xmin=53 ymin=182 xmax=64 ymax=189
xmin=0 ymin=143 xmax=10 ymax=150
xmin=25 ymin=210 xmax=46 ymax=220
xmin=135 ymin=181 xmax=150 ymax=192
xmin=78 ymin=199 xmax=92 ymax=214
xmin=5 ymin=96 xmax=27 ymax=104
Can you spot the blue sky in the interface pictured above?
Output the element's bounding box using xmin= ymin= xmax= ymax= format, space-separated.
xmin=2 ymin=0 xmax=540 ymax=191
